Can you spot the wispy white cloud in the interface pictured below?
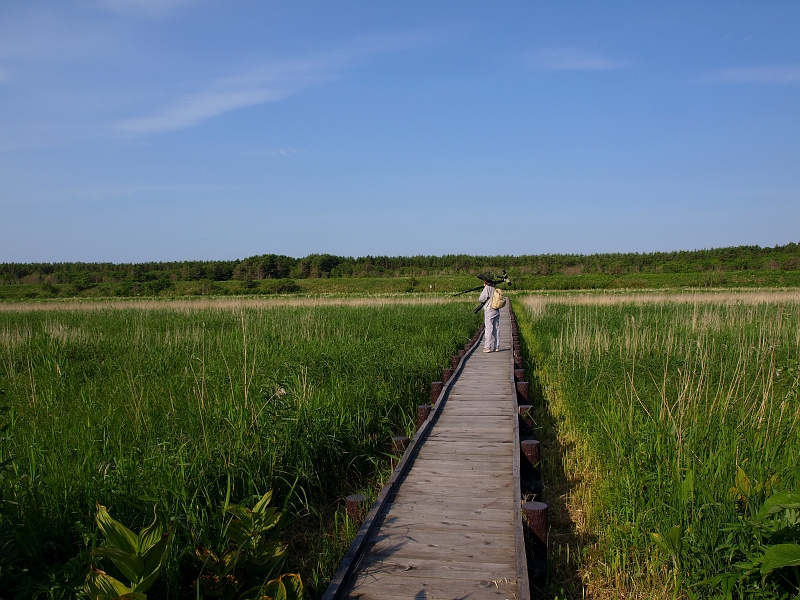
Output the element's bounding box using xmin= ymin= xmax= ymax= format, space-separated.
xmin=704 ymin=64 xmax=800 ymax=84
xmin=115 ymin=32 xmax=428 ymax=136
xmin=524 ymin=48 xmax=634 ymax=72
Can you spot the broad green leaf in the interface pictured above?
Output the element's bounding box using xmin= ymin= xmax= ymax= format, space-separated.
xmin=760 ymin=543 xmax=800 ymax=576
xmin=85 ymin=566 xmax=133 ymax=600
xmin=756 ymin=491 xmax=800 ymax=522
xmin=259 ymin=573 xmax=305 ymax=600
xmin=681 ymin=469 xmax=694 ymax=503
xmin=650 ymin=532 xmax=669 ymax=554
xmin=253 ymin=491 xmax=273 ymax=514
xmin=227 ymin=504 xmax=255 ymax=527
xmin=137 ymin=532 xmax=172 ymax=593
xmin=666 ymin=524 xmax=683 ymax=555
xmin=736 ymin=466 xmax=752 ymax=497
xmin=91 ymin=546 xmax=144 ymax=584
xmin=276 ymin=573 xmax=304 ymax=600
xmin=218 ymin=547 xmax=243 ymax=578
xmin=194 ymin=546 xmax=219 ymax=566
xmin=137 ymin=508 xmax=164 ymax=553
xmin=95 ymin=505 xmax=138 ymax=555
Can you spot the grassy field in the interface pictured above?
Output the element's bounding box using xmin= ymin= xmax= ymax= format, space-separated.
xmin=515 ymin=291 xmax=800 ymax=599
xmin=4 ymin=270 xmax=800 ymax=302
xmin=0 ymin=298 xmax=480 ymax=598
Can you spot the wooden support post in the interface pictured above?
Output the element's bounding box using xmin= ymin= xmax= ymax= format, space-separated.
xmin=518 ymin=404 xmax=533 ymax=432
xmin=346 ymin=494 xmax=365 ymax=521
xmin=451 ymin=356 xmax=460 ymax=369
xmin=416 ymin=405 xmax=431 ymax=430
xmin=516 ymin=381 xmax=529 ymax=403
xmin=520 ymin=438 xmax=541 ymax=476
xmin=442 ymin=368 xmax=453 ymax=383
xmin=522 ymin=501 xmax=548 ymax=559
xmin=391 ymin=436 xmax=410 ymax=469
xmin=514 ymin=368 xmax=525 ymax=382
xmin=514 ymin=354 xmax=523 ymax=369
xmin=430 ymin=381 xmax=443 ymax=403
xmin=458 ymin=349 xmax=466 ymax=359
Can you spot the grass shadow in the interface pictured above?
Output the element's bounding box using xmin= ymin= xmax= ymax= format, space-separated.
xmin=517 ymin=312 xmax=598 ymax=600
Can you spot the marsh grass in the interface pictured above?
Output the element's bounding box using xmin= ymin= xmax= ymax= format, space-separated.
xmin=0 ymin=302 xmax=479 ymax=598
xmin=519 ymin=292 xmax=800 ymax=599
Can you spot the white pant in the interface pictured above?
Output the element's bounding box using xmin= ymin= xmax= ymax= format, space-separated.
xmin=484 ymin=312 xmax=500 ymax=350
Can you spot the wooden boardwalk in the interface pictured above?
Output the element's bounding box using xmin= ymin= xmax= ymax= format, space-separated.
xmin=326 ymin=303 xmax=528 ymax=600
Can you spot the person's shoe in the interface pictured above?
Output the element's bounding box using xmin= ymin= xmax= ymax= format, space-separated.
xmin=483 ymin=348 xmax=492 ymax=353
xmin=494 ymin=348 xmax=500 ymax=352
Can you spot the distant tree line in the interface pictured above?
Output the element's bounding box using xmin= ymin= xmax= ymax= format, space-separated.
xmin=2 ymin=243 xmax=799 ymax=286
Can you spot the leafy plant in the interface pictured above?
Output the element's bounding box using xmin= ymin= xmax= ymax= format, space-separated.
xmin=85 ymin=504 xmax=172 ymax=600
xmin=195 ymin=491 xmax=304 ymax=600
xmin=712 ymin=490 xmax=800 ymax=598
xmin=650 ymin=524 xmax=684 ymax=571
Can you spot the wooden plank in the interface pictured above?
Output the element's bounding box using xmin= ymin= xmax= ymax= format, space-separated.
xmin=364 ymin=536 xmax=514 ymax=562
xmin=342 ymin=578 xmax=515 ymax=600
xmin=381 ymin=504 xmax=513 ymax=523
xmin=376 ymin=511 xmax=514 ymax=531
xmin=369 ymin=527 xmax=516 ymax=548
xmin=353 ymin=555 xmax=516 ymax=580
xmin=391 ymin=494 xmax=513 ymax=508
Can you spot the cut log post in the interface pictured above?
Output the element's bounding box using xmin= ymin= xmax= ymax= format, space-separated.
xmin=514 ymin=354 xmax=523 ymax=369
xmin=522 ymin=501 xmax=548 ymax=559
xmin=458 ymin=349 xmax=466 ymax=359
xmin=451 ymin=356 xmax=460 ymax=369
xmin=520 ymin=438 xmax=541 ymax=477
xmin=346 ymin=494 xmax=365 ymax=521
xmin=430 ymin=381 xmax=443 ymax=403
xmin=518 ymin=404 xmax=533 ymax=432
xmin=443 ymin=368 xmax=453 ymax=383
xmin=416 ymin=405 xmax=431 ymax=430
xmin=516 ymin=381 xmax=529 ymax=403
xmin=390 ymin=436 xmax=410 ymax=469
xmin=514 ymin=368 xmax=525 ymax=382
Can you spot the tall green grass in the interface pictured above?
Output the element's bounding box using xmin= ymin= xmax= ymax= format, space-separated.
xmin=0 ymin=302 xmax=479 ymax=598
xmin=519 ymin=295 xmax=800 ymax=599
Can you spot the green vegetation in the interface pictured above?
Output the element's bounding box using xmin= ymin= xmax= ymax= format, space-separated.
xmin=0 ymin=300 xmax=479 ymax=598
xmin=2 ymin=242 xmax=800 ymax=301
xmin=4 ymin=270 xmax=800 ymax=302
xmin=517 ymin=294 xmax=800 ymax=599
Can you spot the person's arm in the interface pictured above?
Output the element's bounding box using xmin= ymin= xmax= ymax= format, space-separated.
xmin=478 ymin=287 xmax=489 ymax=303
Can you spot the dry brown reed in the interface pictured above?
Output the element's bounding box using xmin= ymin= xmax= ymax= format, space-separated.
xmin=0 ymin=295 xmax=468 ymax=313
xmin=523 ymin=289 xmax=800 ymax=317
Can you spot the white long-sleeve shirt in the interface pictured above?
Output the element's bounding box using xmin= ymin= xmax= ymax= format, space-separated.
xmin=478 ymin=285 xmax=499 ymax=318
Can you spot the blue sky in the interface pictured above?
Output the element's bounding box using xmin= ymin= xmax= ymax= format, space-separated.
xmin=1 ymin=1 xmax=798 ymax=262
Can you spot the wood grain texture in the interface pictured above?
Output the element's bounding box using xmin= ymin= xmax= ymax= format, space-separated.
xmin=335 ymin=304 xmax=528 ymax=600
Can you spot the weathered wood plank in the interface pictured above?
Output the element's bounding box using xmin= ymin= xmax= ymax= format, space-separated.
xmin=336 ymin=304 xmax=527 ymax=600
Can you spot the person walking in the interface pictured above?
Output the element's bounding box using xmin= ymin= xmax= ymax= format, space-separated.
xmin=477 ymin=274 xmax=500 ymax=352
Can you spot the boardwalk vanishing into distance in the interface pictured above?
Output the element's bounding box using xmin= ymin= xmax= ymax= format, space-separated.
xmin=324 ymin=302 xmax=532 ymax=600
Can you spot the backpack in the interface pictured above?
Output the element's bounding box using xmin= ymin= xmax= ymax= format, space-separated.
xmin=490 ymin=287 xmax=506 ymax=310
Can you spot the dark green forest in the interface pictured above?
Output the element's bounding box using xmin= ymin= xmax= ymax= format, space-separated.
xmin=1 ymin=243 xmax=800 ymax=298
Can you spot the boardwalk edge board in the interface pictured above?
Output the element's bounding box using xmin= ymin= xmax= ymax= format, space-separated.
xmin=321 ymin=323 xmax=485 ymax=600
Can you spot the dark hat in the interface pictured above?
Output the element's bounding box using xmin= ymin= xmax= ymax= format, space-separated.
xmin=477 ymin=272 xmax=493 ymax=282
